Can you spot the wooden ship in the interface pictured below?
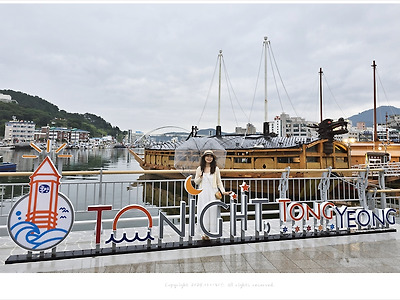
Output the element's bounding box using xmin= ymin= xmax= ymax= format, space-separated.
xmin=130 ymin=118 xmax=350 ymax=179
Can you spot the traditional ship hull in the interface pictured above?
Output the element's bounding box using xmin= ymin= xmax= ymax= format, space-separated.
xmin=130 ymin=135 xmax=350 ymax=179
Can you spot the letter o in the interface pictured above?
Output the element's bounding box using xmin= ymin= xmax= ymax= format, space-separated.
xmin=288 ymin=202 xmax=305 ymax=221
xmin=356 ymin=209 xmax=371 ymax=227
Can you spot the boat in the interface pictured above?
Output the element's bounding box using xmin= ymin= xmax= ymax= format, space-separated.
xmin=0 ymin=156 xmax=16 ymax=172
xmin=130 ymin=38 xmax=351 ymax=178
xmin=132 ymin=131 xmax=349 ymax=179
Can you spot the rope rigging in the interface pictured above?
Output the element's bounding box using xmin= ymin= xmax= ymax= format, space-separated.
xmin=196 ymin=55 xmax=219 ymax=126
xmin=269 ymin=48 xmax=285 ymax=113
xmin=268 ymin=43 xmax=300 ymax=118
xmin=197 ymin=38 xmax=304 ymax=135
xmin=197 ymin=51 xmax=249 ymax=131
xmin=322 ymin=72 xmax=348 ymax=120
xmin=247 ymin=41 xmax=264 ymax=127
xmin=248 ymin=40 xmax=300 ymax=126
xmin=376 ymin=68 xmax=397 ymax=124
xmin=222 ymin=55 xmax=249 ymax=126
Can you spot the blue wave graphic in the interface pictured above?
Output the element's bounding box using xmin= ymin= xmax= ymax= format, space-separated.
xmin=105 ymin=231 xmax=154 ymax=244
xmin=10 ymin=221 xmax=68 ymax=250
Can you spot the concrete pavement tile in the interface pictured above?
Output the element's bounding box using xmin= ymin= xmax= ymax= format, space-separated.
xmin=179 ymin=262 xmax=205 ymax=273
xmin=367 ymin=257 xmax=400 ymax=267
xmin=222 ymin=253 xmax=248 ymax=263
xmin=259 ymin=250 xmax=288 ymax=260
xmin=177 ymin=257 xmax=203 ymax=263
xmin=224 ymin=259 xmax=255 ymax=273
xmin=282 ymin=249 xmax=311 ymax=260
xmin=130 ymin=262 xmax=156 ymax=273
xmin=200 ymin=255 xmax=225 ymax=263
xmin=254 ymin=268 xmax=280 ymax=273
xmin=302 ymin=250 xmax=331 ymax=260
xmin=246 ymin=259 xmax=277 ymax=271
xmin=269 ymin=259 xmax=299 ymax=270
xmin=291 ymin=259 xmax=322 ymax=269
xmin=323 ymin=267 xmax=353 ymax=273
xmin=312 ymin=245 xmax=344 ymax=256
xmin=104 ymin=264 xmax=133 ymax=273
xmin=58 ymin=266 xmax=106 ymax=273
xmin=300 ymin=268 xmax=328 ymax=273
xmin=335 ymin=257 xmax=371 ymax=268
xmin=370 ymin=265 xmax=400 ymax=273
xmin=242 ymin=252 xmax=270 ymax=263
xmin=313 ymin=259 xmax=343 ymax=269
xmin=155 ymin=262 xmax=181 ymax=273
xmin=202 ymin=261 xmax=230 ymax=273
xmin=347 ymin=266 xmax=377 ymax=273
xmin=278 ymin=267 xmax=304 ymax=273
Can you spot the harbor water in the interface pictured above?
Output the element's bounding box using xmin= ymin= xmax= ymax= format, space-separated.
xmin=0 ymin=147 xmax=142 ymax=176
xmin=0 ymin=148 xmax=152 ymax=231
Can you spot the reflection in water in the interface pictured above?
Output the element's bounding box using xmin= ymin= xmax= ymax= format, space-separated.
xmin=0 ymin=148 xmax=141 ymax=182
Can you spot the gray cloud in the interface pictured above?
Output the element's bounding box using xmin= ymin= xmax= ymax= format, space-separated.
xmin=1 ymin=3 xmax=399 ymax=133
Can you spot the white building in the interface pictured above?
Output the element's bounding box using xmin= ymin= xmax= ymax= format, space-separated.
xmin=125 ymin=130 xmax=145 ymax=144
xmin=335 ymin=119 xmax=360 ymax=142
xmin=4 ymin=117 xmax=35 ymax=142
xmin=235 ymin=123 xmax=256 ymax=135
xmin=0 ymin=93 xmax=18 ymax=104
xmin=269 ymin=113 xmax=317 ymax=138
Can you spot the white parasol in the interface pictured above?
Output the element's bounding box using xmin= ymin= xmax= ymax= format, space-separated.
xmin=174 ymin=137 xmax=227 ymax=176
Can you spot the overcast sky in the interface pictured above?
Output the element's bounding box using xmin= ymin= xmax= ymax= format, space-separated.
xmin=1 ymin=2 xmax=400 ymax=133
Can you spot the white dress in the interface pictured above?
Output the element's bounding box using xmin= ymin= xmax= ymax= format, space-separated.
xmin=197 ymin=172 xmax=219 ymax=233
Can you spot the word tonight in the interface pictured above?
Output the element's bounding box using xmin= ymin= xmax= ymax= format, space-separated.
xmin=88 ymin=194 xmax=269 ymax=244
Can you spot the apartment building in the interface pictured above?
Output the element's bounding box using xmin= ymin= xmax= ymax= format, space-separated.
xmin=4 ymin=118 xmax=35 ymax=142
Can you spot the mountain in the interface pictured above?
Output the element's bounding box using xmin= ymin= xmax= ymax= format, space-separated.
xmin=348 ymin=106 xmax=400 ymax=127
xmin=0 ymin=90 xmax=124 ymax=140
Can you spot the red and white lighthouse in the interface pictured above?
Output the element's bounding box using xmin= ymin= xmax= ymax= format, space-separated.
xmin=25 ymin=156 xmax=61 ymax=231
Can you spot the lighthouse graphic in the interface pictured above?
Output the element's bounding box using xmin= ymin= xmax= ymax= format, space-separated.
xmin=8 ymin=155 xmax=74 ymax=251
xmin=26 ymin=156 xmax=61 ymax=230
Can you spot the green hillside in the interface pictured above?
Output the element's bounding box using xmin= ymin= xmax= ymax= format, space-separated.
xmin=0 ymin=90 xmax=124 ymax=140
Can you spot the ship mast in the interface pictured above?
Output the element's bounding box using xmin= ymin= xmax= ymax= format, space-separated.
xmin=216 ymin=50 xmax=223 ymax=137
xmin=263 ymin=36 xmax=270 ymax=136
xmin=372 ymin=60 xmax=378 ymax=143
xmin=319 ymin=68 xmax=323 ymax=122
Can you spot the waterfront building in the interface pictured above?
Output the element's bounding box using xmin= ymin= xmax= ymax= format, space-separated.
xmin=356 ymin=122 xmax=367 ymax=131
xmin=70 ymin=128 xmax=90 ymax=143
xmin=40 ymin=126 xmax=89 ymax=143
xmin=48 ymin=127 xmax=70 ymax=142
xmin=235 ymin=123 xmax=256 ymax=135
xmin=346 ymin=125 xmax=400 ymax=143
xmin=269 ymin=113 xmax=317 ymax=138
xmin=4 ymin=117 xmax=35 ymax=143
xmin=34 ymin=127 xmax=48 ymax=141
xmin=387 ymin=115 xmax=400 ymax=130
xmin=376 ymin=125 xmax=400 ymax=143
xmin=336 ymin=120 xmax=360 ymax=142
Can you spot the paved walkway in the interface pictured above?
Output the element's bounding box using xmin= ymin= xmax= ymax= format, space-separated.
xmin=1 ymin=223 xmax=399 ymax=299
xmin=1 ymin=222 xmax=400 ymax=273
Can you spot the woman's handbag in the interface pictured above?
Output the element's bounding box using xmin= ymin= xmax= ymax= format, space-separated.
xmin=215 ymin=188 xmax=223 ymax=200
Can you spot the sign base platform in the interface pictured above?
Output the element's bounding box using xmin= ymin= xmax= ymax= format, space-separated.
xmin=5 ymin=227 xmax=396 ymax=264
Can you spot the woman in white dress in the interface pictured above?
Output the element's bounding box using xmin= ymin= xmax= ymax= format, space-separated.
xmin=194 ymin=150 xmax=232 ymax=240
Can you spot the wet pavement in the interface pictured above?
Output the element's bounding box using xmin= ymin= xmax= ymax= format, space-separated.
xmin=1 ymin=220 xmax=400 ymax=273
xmin=1 ymin=221 xmax=399 ymax=299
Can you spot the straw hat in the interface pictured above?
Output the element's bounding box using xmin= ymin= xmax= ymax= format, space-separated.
xmin=202 ymin=150 xmax=216 ymax=158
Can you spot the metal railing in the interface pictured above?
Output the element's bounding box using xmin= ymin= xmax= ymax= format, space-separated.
xmin=0 ymin=167 xmax=398 ymax=235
